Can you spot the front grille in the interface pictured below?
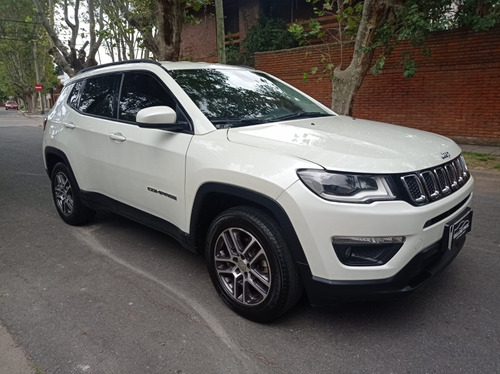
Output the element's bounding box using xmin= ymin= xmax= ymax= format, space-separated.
xmin=400 ymin=155 xmax=470 ymax=206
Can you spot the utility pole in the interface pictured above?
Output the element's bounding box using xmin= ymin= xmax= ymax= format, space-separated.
xmin=215 ymin=0 xmax=226 ymax=63
xmin=33 ymin=41 xmax=45 ymax=114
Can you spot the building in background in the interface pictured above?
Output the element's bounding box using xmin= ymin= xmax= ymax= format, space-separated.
xmin=180 ymin=0 xmax=317 ymax=62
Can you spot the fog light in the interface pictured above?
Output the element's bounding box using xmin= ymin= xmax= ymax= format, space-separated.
xmin=332 ymin=236 xmax=405 ymax=266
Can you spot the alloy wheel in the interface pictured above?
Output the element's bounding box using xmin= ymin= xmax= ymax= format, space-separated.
xmin=214 ymin=227 xmax=271 ymax=306
xmin=54 ymin=172 xmax=74 ymax=217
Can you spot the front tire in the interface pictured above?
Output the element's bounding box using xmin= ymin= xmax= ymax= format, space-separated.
xmin=206 ymin=206 xmax=302 ymax=322
xmin=51 ymin=162 xmax=95 ymax=225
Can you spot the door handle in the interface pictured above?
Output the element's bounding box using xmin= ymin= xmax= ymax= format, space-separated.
xmin=109 ymin=133 xmax=126 ymax=142
xmin=63 ymin=122 xmax=76 ymax=129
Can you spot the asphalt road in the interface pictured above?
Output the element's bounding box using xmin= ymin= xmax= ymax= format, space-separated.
xmin=1 ymin=109 xmax=499 ymax=374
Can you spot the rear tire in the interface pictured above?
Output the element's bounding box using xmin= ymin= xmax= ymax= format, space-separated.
xmin=206 ymin=206 xmax=302 ymax=322
xmin=51 ymin=162 xmax=95 ymax=225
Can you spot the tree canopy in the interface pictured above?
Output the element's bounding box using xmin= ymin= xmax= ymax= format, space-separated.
xmin=31 ymin=0 xmax=211 ymax=76
xmin=0 ymin=0 xmax=58 ymax=109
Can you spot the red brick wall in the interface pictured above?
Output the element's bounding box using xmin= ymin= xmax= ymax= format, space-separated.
xmin=181 ymin=13 xmax=218 ymax=62
xmin=238 ymin=0 xmax=260 ymax=41
xmin=180 ymin=1 xmax=260 ymax=63
xmin=255 ymin=27 xmax=500 ymax=145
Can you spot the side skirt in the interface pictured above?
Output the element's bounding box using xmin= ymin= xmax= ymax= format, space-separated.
xmin=79 ymin=191 xmax=196 ymax=252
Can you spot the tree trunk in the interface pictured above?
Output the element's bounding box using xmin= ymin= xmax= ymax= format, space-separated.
xmin=215 ymin=0 xmax=226 ymax=63
xmin=86 ymin=0 xmax=105 ymax=67
xmin=331 ymin=0 xmax=395 ymax=115
xmin=156 ymin=0 xmax=185 ymax=61
xmin=33 ymin=0 xmax=75 ymax=76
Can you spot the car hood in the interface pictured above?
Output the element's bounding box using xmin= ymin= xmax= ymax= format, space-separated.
xmin=226 ymin=115 xmax=462 ymax=173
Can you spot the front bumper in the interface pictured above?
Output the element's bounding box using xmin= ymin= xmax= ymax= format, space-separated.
xmin=278 ymin=175 xmax=474 ymax=304
xmin=300 ymin=213 xmax=470 ymax=305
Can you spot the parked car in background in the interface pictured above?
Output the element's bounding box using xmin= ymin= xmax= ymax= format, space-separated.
xmin=5 ymin=101 xmax=19 ymax=110
xmin=42 ymin=60 xmax=474 ymax=322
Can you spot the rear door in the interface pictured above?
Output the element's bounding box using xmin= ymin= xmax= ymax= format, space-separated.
xmin=61 ymin=74 xmax=120 ymax=195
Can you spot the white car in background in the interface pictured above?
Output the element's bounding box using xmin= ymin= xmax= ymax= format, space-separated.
xmin=42 ymin=60 xmax=473 ymax=322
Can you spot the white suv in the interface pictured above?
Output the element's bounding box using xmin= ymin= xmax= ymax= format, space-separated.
xmin=43 ymin=60 xmax=473 ymax=322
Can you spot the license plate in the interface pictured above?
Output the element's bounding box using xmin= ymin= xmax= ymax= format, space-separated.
xmin=444 ymin=208 xmax=473 ymax=251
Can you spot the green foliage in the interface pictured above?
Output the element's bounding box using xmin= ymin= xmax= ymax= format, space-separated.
xmin=0 ymin=63 xmax=13 ymax=97
xmin=454 ymin=0 xmax=500 ymax=31
xmin=0 ymin=0 xmax=58 ymax=104
xmin=339 ymin=1 xmax=363 ymax=37
xmin=401 ymin=52 xmax=417 ymax=78
xmin=185 ymin=0 xmax=212 ymax=25
xmin=227 ymin=14 xmax=299 ymax=66
xmin=386 ymin=0 xmax=499 ymax=76
xmin=370 ymin=56 xmax=385 ymax=76
xmin=225 ymin=43 xmax=252 ymax=66
xmin=242 ymin=15 xmax=299 ymax=54
xmin=290 ymin=0 xmax=363 ymax=44
xmin=289 ymin=19 xmax=324 ymax=45
xmin=291 ymin=0 xmax=500 ymax=80
xmin=463 ymin=152 xmax=500 ymax=171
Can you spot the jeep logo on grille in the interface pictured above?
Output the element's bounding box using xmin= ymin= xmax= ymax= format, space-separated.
xmin=441 ymin=151 xmax=451 ymax=159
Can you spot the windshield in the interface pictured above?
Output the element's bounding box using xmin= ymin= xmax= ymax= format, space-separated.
xmin=169 ymin=68 xmax=332 ymax=128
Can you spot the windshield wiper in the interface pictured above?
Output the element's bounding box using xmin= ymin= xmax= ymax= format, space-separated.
xmin=270 ymin=112 xmax=333 ymax=122
xmin=210 ymin=118 xmax=266 ymax=128
xmin=210 ymin=112 xmax=333 ymax=128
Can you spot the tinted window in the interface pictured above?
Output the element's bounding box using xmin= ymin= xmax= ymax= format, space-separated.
xmin=79 ymin=75 xmax=119 ymax=118
xmin=169 ymin=69 xmax=329 ymax=127
xmin=67 ymin=81 xmax=83 ymax=109
xmin=119 ymin=72 xmax=176 ymax=122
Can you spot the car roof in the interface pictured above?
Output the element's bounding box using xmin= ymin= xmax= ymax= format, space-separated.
xmin=159 ymin=61 xmax=253 ymax=72
xmin=76 ymin=59 xmax=252 ymax=77
xmin=68 ymin=60 xmax=255 ymax=87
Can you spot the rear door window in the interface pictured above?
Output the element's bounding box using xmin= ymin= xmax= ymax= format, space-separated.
xmin=67 ymin=81 xmax=83 ymax=110
xmin=79 ymin=75 xmax=120 ymax=119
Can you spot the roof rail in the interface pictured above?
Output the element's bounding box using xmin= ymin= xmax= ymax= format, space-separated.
xmin=77 ymin=59 xmax=162 ymax=75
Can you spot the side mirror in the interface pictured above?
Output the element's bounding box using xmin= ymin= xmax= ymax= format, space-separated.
xmin=136 ymin=106 xmax=184 ymax=130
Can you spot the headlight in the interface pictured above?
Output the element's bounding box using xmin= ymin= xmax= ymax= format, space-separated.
xmin=297 ymin=169 xmax=396 ymax=203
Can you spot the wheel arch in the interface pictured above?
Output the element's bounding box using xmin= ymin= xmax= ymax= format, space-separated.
xmin=189 ymin=182 xmax=309 ymax=266
xmin=44 ymin=147 xmax=72 ymax=178
xmin=44 ymin=146 xmax=87 ymax=200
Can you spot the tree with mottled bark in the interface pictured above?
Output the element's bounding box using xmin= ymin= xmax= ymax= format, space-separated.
xmin=32 ymin=0 xmax=106 ymax=76
xmin=331 ymin=0 xmax=396 ymax=115
xmin=124 ymin=0 xmax=209 ymax=61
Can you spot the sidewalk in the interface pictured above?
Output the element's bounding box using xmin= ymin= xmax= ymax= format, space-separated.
xmin=0 ymin=323 xmax=35 ymax=374
xmin=459 ymin=143 xmax=500 ymax=156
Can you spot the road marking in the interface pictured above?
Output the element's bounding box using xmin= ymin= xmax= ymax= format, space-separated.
xmin=73 ymin=227 xmax=261 ymax=372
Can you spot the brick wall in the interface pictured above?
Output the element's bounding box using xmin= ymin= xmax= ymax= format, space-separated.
xmin=238 ymin=0 xmax=260 ymax=41
xmin=181 ymin=14 xmax=218 ymax=62
xmin=180 ymin=1 xmax=260 ymax=63
xmin=255 ymin=27 xmax=500 ymax=145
